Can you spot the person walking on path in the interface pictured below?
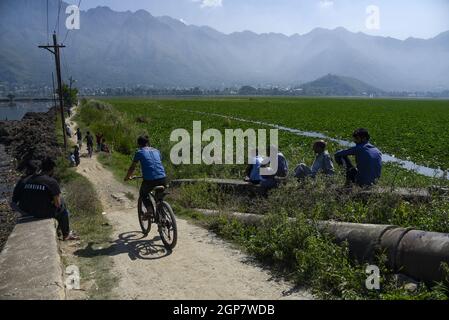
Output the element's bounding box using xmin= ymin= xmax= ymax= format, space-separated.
xmin=73 ymin=145 xmax=80 ymax=166
xmin=85 ymin=131 xmax=94 ymax=158
xmin=76 ymin=128 xmax=82 ymax=149
xmin=96 ymin=132 xmax=104 ymax=152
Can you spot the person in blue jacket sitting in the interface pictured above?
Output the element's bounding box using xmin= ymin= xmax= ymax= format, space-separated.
xmin=334 ymin=128 xmax=382 ymax=187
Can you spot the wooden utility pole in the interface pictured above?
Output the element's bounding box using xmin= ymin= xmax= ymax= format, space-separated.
xmin=39 ymin=32 xmax=67 ymax=150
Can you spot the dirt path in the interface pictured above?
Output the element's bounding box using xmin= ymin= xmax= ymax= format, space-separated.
xmin=66 ymin=108 xmax=312 ymax=300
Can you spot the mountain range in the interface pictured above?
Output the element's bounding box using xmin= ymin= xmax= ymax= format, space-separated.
xmin=1 ymin=0 xmax=449 ymax=91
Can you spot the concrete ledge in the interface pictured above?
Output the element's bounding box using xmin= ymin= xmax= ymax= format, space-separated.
xmin=171 ymin=178 xmax=278 ymax=196
xmin=357 ymin=187 xmax=431 ymax=202
xmin=0 ymin=218 xmax=65 ymax=300
xmin=172 ymin=178 xmax=433 ymax=202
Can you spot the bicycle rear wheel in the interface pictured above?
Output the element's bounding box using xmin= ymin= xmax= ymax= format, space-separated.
xmin=158 ymin=201 xmax=177 ymax=250
xmin=137 ymin=197 xmax=153 ymax=236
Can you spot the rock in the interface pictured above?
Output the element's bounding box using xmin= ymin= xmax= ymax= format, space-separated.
xmin=403 ymin=282 xmax=418 ymax=292
xmin=392 ymin=273 xmax=420 ymax=292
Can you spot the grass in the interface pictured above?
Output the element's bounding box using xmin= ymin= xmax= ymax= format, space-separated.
xmin=200 ymin=210 xmax=449 ymax=300
xmin=171 ymin=204 xmax=448 ymax=300
xmin=76 ymin=97 xmax=449 ymax=299
xmin=59 ymin=166 xmax=117 ymax=299
xmin=56 ymin=111 xmax=117 ymax=299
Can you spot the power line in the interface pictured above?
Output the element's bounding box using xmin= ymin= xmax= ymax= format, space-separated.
xmin=54 ymin=0 xmax=61 ymax=35
xmin=46 ymin=0 xmax=49 ymax=44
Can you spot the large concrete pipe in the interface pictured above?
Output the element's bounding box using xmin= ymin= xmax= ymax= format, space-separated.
xmin=315 ymin=221 xmax=396 ymax=263
xmin=396 ymin=230 xmax=449 ymax=284
xmin=194 ymin=209 xmax=449 ymax=284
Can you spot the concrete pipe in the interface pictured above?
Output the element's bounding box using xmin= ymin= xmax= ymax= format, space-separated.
xmin=193 ymin=209 xmax=449 ymax=284
xmin=316 ymin=221 xmax=396 ymax=263
xmin=396 ymin=230 xmax=449 ymax=284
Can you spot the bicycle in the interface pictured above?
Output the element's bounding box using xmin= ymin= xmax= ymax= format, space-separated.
xmin=131 ymin=176 xmax=178 ymax=250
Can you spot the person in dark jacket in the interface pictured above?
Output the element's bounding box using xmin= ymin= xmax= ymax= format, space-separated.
xmin=11 ymin=157 xmax=79 ymax=241
xmin=73 ymin=145 xmax=80 ymax=166
xmin=96 ymin=133 xmax=104 ymax=152
xmin=85 ymin=131 xmax=94 ymax=158
xmin=334 ymin=128 xmax=382 ymax=187
xmin=76 ymin=128 xmax=82 ymax=148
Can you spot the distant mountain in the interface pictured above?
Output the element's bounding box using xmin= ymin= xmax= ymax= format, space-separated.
xmin=1 ymin=0 xmax=449 ymax=91
xmin=298 ymin=74 xmax=384 ymax=96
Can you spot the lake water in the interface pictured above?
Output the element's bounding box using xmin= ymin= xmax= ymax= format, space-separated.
xmin=0 ymin=101 xmax=54 ymax=121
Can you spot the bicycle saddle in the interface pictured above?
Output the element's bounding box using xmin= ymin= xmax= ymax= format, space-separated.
xmin=153 ymin=186 xmax=166 ymax=192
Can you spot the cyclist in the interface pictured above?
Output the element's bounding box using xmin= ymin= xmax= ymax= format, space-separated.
xmin=124 ymin=135 xmax=167 ymax=211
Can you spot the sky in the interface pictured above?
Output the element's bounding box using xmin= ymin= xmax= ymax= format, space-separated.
xmin=73 ymin=0 xmax=449 ymax=40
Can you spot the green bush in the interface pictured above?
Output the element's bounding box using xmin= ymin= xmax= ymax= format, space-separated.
xmin=78 ymin=100 xmax=148 ymax=155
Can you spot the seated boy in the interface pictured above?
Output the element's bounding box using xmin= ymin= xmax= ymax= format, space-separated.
xmin=244 ymin=149 xmax=264 ymax=184
xmin=100 ymin=138 xmax=110 ymax=153
xmin=11 ymin=157 xmax=79 ymax=241
xmin=259 ymin=145 xmax=289 ymax=188
xmin=294 ymin=140 xmax=334 ymax=180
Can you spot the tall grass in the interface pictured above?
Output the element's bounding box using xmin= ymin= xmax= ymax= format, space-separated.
xmin=204 ymin=209 xmax=448 ymax=300
xmin=77 ymin=100 xmax=148 ymax=155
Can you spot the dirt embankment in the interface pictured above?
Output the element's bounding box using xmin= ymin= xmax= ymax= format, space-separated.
xmin=0 ymin=108 xmax=62 ymax=252
xmin=0 ymin=108 xmax=61 ymax=170
xmin=0 ymin=145 xmax=17 ymax=252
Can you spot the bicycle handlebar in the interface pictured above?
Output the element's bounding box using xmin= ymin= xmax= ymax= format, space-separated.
xmin=130 ymin=176 xmax=143 ymax=180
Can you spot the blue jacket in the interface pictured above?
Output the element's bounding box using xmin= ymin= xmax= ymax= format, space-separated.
xmin=335 ymin=142 xmax=382 ymax=186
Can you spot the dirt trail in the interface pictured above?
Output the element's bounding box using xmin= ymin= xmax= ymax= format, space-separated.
xmin=66 ymin=108 xmax=312 ymax=300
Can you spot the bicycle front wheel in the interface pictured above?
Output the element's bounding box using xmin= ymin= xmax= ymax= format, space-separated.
xmin=158 ymin=201 xmax=177 ymax=250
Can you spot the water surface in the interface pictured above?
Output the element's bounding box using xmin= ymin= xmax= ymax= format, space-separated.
xmin=0 ymin=101 xmax=54 ymax=121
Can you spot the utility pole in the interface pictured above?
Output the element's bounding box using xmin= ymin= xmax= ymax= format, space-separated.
xmin=39 ymin=32 xmax=67 ymax=150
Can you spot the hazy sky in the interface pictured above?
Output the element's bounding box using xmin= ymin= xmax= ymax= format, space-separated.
xmin=72 ymin=0 xmax=449 ymax=39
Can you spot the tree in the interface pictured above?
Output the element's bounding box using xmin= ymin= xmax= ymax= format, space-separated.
xmin=60 ymin=84 xmax=78 ymax=108
xmin=6 ymin=93 xmax=15 ymax=102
